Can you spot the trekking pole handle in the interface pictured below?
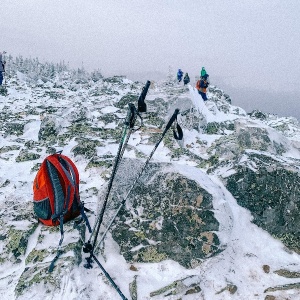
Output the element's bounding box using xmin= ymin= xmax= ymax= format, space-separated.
xmin=138 ymin=80 xmax=150 ymax=113
xmin=138 ymin=80 xmax=150 ymax=103
xmin=124 ymin=103 xmax=137 ymax=129
xmin=128 ymin=103 xmax=137 ymax=128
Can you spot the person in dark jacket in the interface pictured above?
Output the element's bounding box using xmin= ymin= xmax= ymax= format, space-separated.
xmin=0 ymin=51 xmax=6 ymax=86
xmin=177 ymin=69 xmax=183 ymax=82
xmin=196 ymin=74 xmax=209 ymax=101
xmin=183 ymin=73 xmax=190 ymax=85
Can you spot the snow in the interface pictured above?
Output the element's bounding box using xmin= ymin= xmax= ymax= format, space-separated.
xmin=22 ymin=120 xmax=41 ymax=141
xmin=188 ymin=85 xmax=243 ymax=124
xmin=0 ymin=70 xmax=300 ymax=300
xmin=100 ymin=106 xmax=120 ymax=114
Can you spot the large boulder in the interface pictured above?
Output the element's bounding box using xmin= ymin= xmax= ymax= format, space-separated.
xmin=38 ymin=116 xmax=59 ymax=143
xmin=110 ymin=160 xmax=220 ymax=268
xmin=224 ymin=152 xmax=300 ymax=254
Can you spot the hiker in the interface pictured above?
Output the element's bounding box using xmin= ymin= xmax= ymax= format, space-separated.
xmin=200 ymin=67 xmax=206 ymax=78
xmin=177 ymin=69 xmax=183 ymax=82
xmin=196 ymin=73 xmax=209 ymax=101
xmin=0 ymin=51 xmax=6 ymax=86
xmin=183 ymin=73 xmax=190 ymax=85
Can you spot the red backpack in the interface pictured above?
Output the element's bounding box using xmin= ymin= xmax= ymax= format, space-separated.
xmin=33 ymin=152 xmax=91 ymax=270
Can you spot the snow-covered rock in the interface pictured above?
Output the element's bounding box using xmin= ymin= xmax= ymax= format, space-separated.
xmin=0 ymin=57 xmax=300 ymax=300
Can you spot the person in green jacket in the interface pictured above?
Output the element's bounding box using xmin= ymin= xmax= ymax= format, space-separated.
xmin=200 ymin=67 xmax=206 ymax=78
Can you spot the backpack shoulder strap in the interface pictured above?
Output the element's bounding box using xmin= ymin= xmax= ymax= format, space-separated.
xmin=57 ymin=154 xmax=92 ymax=233
xmin=46 ymin=154 xmax=76 ymax=216
xmin=48 ymin=213 xmax=64 ymax=272
xmin=47 ymin=153 xmax=92 ymax=272
xmin=47 ymin=154 xmax=87 ymax=272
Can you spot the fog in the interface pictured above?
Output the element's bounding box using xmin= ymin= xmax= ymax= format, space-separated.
xmin=1 ymin=0 xmax=300 ymax=119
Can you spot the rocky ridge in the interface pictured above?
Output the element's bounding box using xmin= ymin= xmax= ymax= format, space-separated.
xmin=0 ymin=66 xmax=300 ymax=299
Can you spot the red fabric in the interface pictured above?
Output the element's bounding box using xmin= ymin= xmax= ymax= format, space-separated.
xmin=33 ymin=154 xmax=80 ymax=226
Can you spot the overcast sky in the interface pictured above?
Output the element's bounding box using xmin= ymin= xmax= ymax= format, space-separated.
xmin=1 ymin=0 xmax=300 ymax=119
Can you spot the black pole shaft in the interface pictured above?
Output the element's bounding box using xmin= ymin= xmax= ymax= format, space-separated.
xmin=91 ymin=254 xmax=128 ymax=300
xmin=90 ymin=129 xmax=126 ymax=244
xmin=88 ymin=104 xmax=138 ymax=252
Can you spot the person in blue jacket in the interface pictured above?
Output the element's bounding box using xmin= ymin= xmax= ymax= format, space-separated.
xmin=177 ymin=69 xmax=183 ymax=82
xmin=0 ymin=51 xmax=6 ymax=86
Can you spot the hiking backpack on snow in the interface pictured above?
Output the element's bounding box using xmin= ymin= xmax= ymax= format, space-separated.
xmin=33 ymin=152 xmax=91 ymax=271
xmin=33 ymin=152 xmax=90 ymax=226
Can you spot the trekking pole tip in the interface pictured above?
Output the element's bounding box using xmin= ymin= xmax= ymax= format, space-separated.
xmin=83 ymin=241 xmax=93 ymax=253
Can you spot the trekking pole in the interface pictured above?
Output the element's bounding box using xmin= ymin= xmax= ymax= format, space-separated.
xmin=84 ymin=80 xmax=151 ymax=251
xmin=94 ymin=109 xmax=183 ymax=251
xmin=84 ymin=103 xmax=137 ymax=254
xmin=82 ymin=82 xmax=150 ymax=299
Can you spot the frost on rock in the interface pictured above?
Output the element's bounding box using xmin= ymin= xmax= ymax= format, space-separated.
xmin=225 ymin=152 xmax=300 ymax=253
xmin=38 ymin=116 xmax=59 ymax=143
xmin=111 ymin=162 xmax=220 ymax=268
